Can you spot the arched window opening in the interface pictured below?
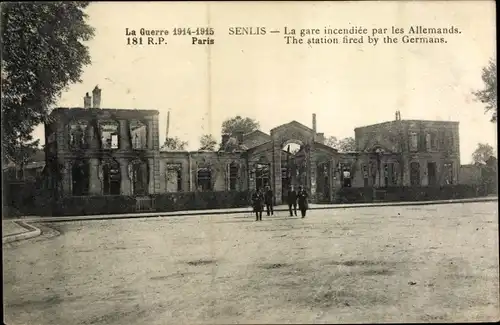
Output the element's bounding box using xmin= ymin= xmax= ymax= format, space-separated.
xmin=255 ymin=163 xmax=270 ymax=190
xmin=69 ymin=121 xmax=88 ymax=150
xmin=166 ymin=164 xmax=182 ymax=192
xmin=197 ymin=167 xmax=212 ymax=191
xmin=72 ymin=160 xmax=89 ymax=196
xmin=130 ymin=120 xmax=148 ymax=149
xmin=409 ymin=132 xmax=418 ymax=152
xmin=99 ymin=120 xmax=120 ymax=150
xmin=281 ymin=141 xmax=303 ymax=191
xmin=102 ymin=159 xmax=121 ymax=195
xmin=282 ymin=142 xmax=302 ymax=155
xmin=426 ymin=132 xmax=438 ymax=152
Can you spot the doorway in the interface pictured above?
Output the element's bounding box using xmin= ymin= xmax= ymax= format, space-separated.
xmin=427 ymin=162 xmax=437 ymax=186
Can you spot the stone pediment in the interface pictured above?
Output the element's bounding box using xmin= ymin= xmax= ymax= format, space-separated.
xmin=270 ymin=120 xmax=313 ymax=134
xmin=270 ymin=121 xmax=315 ymax=146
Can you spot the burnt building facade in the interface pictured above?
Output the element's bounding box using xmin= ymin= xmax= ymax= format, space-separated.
xmin=45 ymin=86 xmax=161 ymax=201
xmin=44 ymin=88 xmax=465 ymax=215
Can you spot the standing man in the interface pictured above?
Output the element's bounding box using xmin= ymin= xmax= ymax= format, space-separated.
xmin=287 ymin=185 xmax=298 ymax=217
xmin=264 ymin=185 xmax=274 ymax=216
xmin=251 ymin=188 xmax=265 ymax=221
xmin=297 ymin=185 xmax=309 ymax=218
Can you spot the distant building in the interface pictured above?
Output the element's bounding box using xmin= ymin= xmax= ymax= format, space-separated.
xmin=3 ymin=149 xmax=45 ymax=182
xmin=459 ymin=157 xmax=498 ymax=194
xmin=353 ymin=115 xmax=460 ymax=188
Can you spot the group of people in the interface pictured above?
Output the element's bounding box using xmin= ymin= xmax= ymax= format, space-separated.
xmin=251 ymin=185 xmax=309 ymax=221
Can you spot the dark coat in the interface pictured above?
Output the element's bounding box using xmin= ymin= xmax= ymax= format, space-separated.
xmin=264 ymin=189 xmax=273 ymax=205
xmin=297 ymin=189 xmax=308 ymax=210
xmin=251 ymin=192 xmax=264 ymax=211
xmin=287 ymin=190 xmax=297 ymax=205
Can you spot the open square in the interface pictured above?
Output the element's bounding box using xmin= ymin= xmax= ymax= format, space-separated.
xmin=3 ymin=202 xmax=499 ymax=324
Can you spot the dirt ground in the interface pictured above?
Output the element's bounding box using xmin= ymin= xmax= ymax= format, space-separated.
xmin=3 ymin=202 xmax=499 ymax=324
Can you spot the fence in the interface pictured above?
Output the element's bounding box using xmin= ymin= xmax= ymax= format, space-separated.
xmin=3 ymin=185 xmax=251 ymax=217
xmin=3 ymin=181 xmax=494 ymax=217
xmin=334 ymin=184 xmax=489 ymax=204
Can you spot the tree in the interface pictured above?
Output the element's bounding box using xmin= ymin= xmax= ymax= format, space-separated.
xmin=472 ymin=143 xmax=495 ymax=165
xmin=221 ymin=116 xmax=260 ymax=137
xmin=324 ymin=136 xmax=339 ymax=148
xmin=473 ymin=58 xmax=497 ymax=122
xmin=1 ymin=2 xmax=95 ymax=163
xmin=324 ymin=136 xmax=356 ymax=152
xmin=199 ymin=134 xmax=217 ymax=151
xmin=162 ymin=137 xmax=188 ymax=151
xmin=337 ymin=137 xmax=356 ymax=152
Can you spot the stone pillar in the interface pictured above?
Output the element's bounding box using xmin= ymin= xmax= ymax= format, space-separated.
xmin=153 ymin=157 xmax=161 ymax=193
xmin=148 ymin=158 xmax=155 ymax=195
xmin=402 ymin=156 xmax=410 ymax=186
xmin=151 ymin=115 xmax=160 ymax=150
xmin=453 ymin=160 xmax=459 ymax=185
xmin=119 ymin=158 xmax=132 ymax=195
xmin=160 ymin=160 xmax=170 ymax=193
xmin=379 ymin=158 xmax=385 ymax=187
xmin=88 ymin=158 xmax=102 ymax=195
xmin=333 ymin=168 xmax=342 ymax=202
xmin=309 ymin=144 xmax=317 ymax=202
xmin=119 ymin=120 xmax=131 ymax=150
xmin=147 ymin=120 xmax=154 ymax=150
xmin=329 ymin=158 xmax=335 ymax=203
xmin=87 ymin=122 xmax=100 ymax=150
xmin=421 ymin=161 xmax=429 ymax=186
xmin=57 ymin=120 xmax=68 ymax=153
xmin=375 ymin=162 xmax=382 ymax=187
xmin=62 ymin=160 xmax=72 ymax=196
xmin=240 ymin=162 xmax=247 ymax=191
xmin=272 ymin=141 xmax=282 ymax=204
xmin=188 ymin=154 xmax=193 ymax=191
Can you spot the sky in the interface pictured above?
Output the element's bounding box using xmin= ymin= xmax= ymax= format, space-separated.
xmin=31 ymin=1 xmax=496 ymax=163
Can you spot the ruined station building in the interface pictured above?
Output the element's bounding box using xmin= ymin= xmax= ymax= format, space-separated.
xmin=44 ymin=88 xmax=460 ymax=215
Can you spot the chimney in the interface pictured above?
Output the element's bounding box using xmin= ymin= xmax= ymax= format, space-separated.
xmin=92 ymin=85 xmax=101 ymax=109
xmin=316 ymin=132 xmax=325 ymax=144
xmin=221 ymin=134 xmax=230 ymax=147
xmin=166 ymin=110 xmax=170 ymax=139
xmin=235 ymin=131 xmax=244 ymax=145
xmin=312 ymin=113 xmax=317 ymax=132
xmin=83 ymin=92 xmax=92 ymax=108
